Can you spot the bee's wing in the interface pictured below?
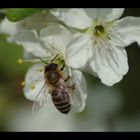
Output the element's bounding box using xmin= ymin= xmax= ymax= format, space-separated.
xmin=32 ymin=82 xmax=48 ymax=114
xmin=71 ymin=70 xmax=87 ymax=113
xmin=70 ymin=87 xmax=83 ymax=111
xmin=59 ymin=68 xmax=87 ymax=113
xmin=58 ymin=78 xmax=80 ymax=108
xmin=61 ymin=77 xmax=86 ymax=113
xmin=57 ymin=78 xmax=72 ymax=93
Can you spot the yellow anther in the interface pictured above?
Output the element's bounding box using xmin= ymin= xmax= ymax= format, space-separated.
xmin=18 ymin=59 xmax=24 ymax=64
xmin=31 ymin=85 xmax=35 ymax=90
xmin=37 ymin=69 xmax=44 ymax=72
xmin=21 ymin=81 xmax=26 ymax=87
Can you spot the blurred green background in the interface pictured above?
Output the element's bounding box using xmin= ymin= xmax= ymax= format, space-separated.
xmin=0 ymin=8 xmax=140 ymax=131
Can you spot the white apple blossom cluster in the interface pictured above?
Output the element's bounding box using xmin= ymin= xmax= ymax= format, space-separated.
xmin=0 ymin=8 xmax=140 ymax=113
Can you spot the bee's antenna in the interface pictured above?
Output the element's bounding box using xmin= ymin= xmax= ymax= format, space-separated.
xmin=51 ymin=53 xmax=59 ymax=63
xmin=39 ymin=57 xmax=48 ymax=64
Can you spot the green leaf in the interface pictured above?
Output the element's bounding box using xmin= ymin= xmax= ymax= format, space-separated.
xmin=6 ymin=8 xmax=47 ymax=22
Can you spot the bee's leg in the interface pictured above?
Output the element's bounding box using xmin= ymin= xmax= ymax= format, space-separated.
xmin=61 ymin=64 xmax=65 ymax=71
xmin=65 ymin=76 xmax=70 ymax=82
xmin=70 ymin=84 xmax=75 ymax=90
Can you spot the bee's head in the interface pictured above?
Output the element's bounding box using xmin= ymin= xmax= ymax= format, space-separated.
xmin=45 ymin=63 xmax=58 ymax=73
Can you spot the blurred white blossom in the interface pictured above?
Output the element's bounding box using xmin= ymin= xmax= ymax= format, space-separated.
xmin=0 ymin=11 xmax=59 ymax=42
xmin=6 ymin=85 xmax=123 ymax=131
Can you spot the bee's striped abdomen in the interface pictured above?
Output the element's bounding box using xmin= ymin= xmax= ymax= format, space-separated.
xmin=51 ymin=89 xmax=71 ymax=114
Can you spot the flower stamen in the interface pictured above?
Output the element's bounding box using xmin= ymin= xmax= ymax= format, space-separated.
xmin=18 ymin=59 xmax=24 ymax=64
xmin=31 ymin=85 xmax=35 ymax=90
xmin=94 ymin=25 xmax=105 ymax=36
xmin=21 ymin=81 xmax=26 ymax=87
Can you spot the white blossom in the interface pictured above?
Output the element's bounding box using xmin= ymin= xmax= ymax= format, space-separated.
xmin=52 ymin=8 xmax=140 ymax=86
xmin=15 ymin=24 xmax=87 ymax=113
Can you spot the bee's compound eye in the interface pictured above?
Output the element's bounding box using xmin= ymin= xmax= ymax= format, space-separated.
xmin=45 ymin=65 xmax=50 ymax=73
xmin=50 ymin=63 xmax=58 ymax=70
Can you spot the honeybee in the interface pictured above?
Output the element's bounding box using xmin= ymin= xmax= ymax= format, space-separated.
xmin=32 ymin=54 xmax=75 ymax=114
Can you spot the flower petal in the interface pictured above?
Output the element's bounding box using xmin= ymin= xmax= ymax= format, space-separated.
xmin=0 ymin=18 xmax=18 ymax=36
xmin=89 ymin=42 xmax=129 ymax=86
xmin=14 ymin=30 xmax=52 ymax=57
xmin=84 ymin=8 xmax=124 ymax=22
xmin=102 ymin=8 xmax=124 ymax=22
xmin=19 ymin=12 xmax=60 ymax=32
xmin=71 ymin=69 xmax=87 ymax=112
xmin=23 ymin=50 xmax=36 ymax=60
xmin=67 ymin=34 xmax=92 ymax=70
xmin=51 ymin=8 xmax=92 ymax=29
xmin=40 ymin=24 xmax=72 ymax=58
xmin=24 ymin=63 xmax=46 ymax=101
xmin=113 ymin=16 xmax=140 ymax=47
